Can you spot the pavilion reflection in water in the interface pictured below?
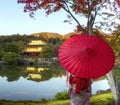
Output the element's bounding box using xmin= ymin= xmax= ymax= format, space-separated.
xmin=25 ymin=67 xmax=50 ymax=81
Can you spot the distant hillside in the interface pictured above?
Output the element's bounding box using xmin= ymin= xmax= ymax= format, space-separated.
xmin=31 ymin=32 xmax=62 ymax=39
xmin=0 ymin=32 xmax=82 ymax=42
xmin=63 ymin=32 xmax=77 ymax=39
xmin=30 ymin=32 xmax=76 ymax=40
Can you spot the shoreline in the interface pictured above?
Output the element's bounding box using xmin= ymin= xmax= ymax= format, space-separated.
xmin=0 ymin=92 xmax=114 ymax=105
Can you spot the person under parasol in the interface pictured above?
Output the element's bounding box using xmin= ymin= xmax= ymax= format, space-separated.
xmin=58 ymin=34 xmax=115 ymax=105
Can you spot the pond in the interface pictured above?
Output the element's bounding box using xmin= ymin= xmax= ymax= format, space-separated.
xmin=0 ymin=65 xmax=110 ymax=101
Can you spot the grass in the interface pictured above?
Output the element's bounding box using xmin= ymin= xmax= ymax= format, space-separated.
xmin=0 ymin=100 xmax=70 ymax=105
xmin=91 ymin=92 xmax=114 ymax=105
xmin=0 ymin=92 xmax=114 ymax=105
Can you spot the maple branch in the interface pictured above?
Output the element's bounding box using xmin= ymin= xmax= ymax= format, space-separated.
xmin=87 ymin=0 xmax=102 ymax=34
xmin=64 ymin=0 xmax=79 ymax=5
xmin=94 ymin=7 xmax=120 ymax=25
xmin=63 ymin=0 xmax=73 ymax=5
xmin=91 ymin=6 xmax=98 ymax=28
xmin=94 ymin=16 xmax=117 ymax=24
xmin=62 ymin=0 xmax=86 ymax=33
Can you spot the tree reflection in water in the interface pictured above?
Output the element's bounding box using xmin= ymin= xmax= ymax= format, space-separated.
xmin=0 ymin=64 xmax=66 ymax=82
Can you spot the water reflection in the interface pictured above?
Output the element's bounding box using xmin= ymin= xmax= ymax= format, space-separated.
xmin=92 ymin=79 xmax=110 ymax=94
xmin=0 ymin=76 xmax=66 ymax=100
xmin=0 ymin=65 xmax=110 ymax=100
xmin=0 ymin=65 xmax=66 ymax=82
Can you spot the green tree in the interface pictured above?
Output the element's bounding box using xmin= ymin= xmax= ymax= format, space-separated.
xmin=40 ymin=45 xmax=54 ymax=58
xmin=3 ymin=52 xmax=21 ymax=65
xmin=3 ymin=42 xmax=20 ymax=53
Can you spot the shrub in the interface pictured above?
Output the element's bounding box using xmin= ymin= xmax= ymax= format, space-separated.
xmin=54 ymin=90 xmax=69 ymax=100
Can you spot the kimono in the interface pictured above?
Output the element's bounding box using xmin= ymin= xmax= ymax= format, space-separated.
xmin=66 ymin=72 xmax=92 ymax=105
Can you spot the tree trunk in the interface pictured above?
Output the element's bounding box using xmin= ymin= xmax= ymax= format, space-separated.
xmin=106 ymin=71 xmax=120 ymax=105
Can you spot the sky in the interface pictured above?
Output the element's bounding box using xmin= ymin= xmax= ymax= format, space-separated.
xmin=0 ymin=0 xmax=79 ymax=35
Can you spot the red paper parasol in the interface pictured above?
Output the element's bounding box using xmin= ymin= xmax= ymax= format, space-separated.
xmin=58 ymin=34 xmax=115 ymax=78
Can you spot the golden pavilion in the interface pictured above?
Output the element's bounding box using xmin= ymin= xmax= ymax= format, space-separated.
xmin=22 ymin=39 xmax=46 ymax=56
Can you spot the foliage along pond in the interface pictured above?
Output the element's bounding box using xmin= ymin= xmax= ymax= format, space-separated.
xmin=0 ymin=64 xmax=110 ymax=101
